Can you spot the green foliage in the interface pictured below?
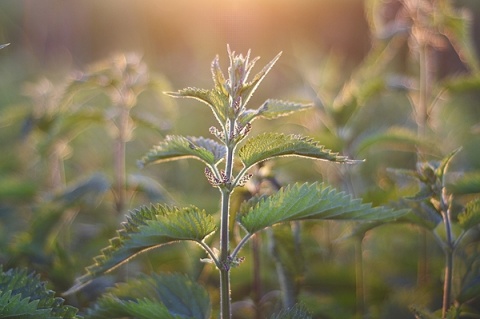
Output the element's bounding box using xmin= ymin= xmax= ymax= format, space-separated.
xmin=66 ymin=47 xmax=410 ymax=319
xmin=138 ymin=135 xmax=225 ymax=167
xmin=239 ymin=133 xmax=356 ymax=169
xmin=268 ymin=304 xmax=312 ymax=319
xmin=238 ymin=182 xmax=407 ymax=234
xmin=67 ymin=204 xmax=216 ymax=294
xmin=86 ymin=273 xmax=211 ymax=319
xmin=457 ymin=198 xmax=480 ymax=231
xmin=0 ymin=266 xmax=80 ymax=318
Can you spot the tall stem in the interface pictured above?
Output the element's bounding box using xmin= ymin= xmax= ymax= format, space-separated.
xmin=219 ymin=128 xmax=236 ymax=319
xmin=219 ymin=188 xmax=232 ymax=319
xmin=440 ymin=189 xmax=454 ymax=318
xmin=355 ymin=237 xmax=365 ymax=317
xmin=114 ymin=105 xmax=128 ymax=215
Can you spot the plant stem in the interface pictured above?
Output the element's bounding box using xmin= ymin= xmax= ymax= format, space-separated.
xmin=219 ymin=188 xmax=232 ymax=319
xmin=219 ymin=128 xmax=236 ymax=319
xmin=440 ymin=189 xmax=454 ymax=318
xmin=114 ymin=105 xmax=129 ymax=215
xmin=355 ymin=237 xmax=365 ymax=317
xmin=251 ymin=234 xmax=262 ymax=319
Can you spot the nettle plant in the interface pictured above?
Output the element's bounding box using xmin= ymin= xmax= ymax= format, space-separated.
xmin=67 ymin=48 xmax=407 ymax=319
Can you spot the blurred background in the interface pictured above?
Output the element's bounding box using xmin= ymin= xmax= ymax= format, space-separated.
xmin=1 ymin=1 xmax=480 ymax=318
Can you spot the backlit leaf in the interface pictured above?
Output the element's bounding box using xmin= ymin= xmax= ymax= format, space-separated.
xmin=238 ymin=182 xmax=408 ymax=234
xmin=239 ymin=133 xmax=357 ymax=169
xmin=138 ymin=135 xmax=225 ymax=167
xmin=66 ymin=204 xmax=217 ymax=294
xmin=166 ymin=87 xmax=229 ymax=126
xmin=238 ymin=99 xmax=312 ymax=126
xmin=239 ymin=52 xmax=282 ymax=107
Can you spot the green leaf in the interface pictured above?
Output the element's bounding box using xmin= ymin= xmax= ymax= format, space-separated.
xmin=239 ymin=52 xmax=282 ymax=108
xmin=238 ymin=182 xmax=408 ymax=234
xmin=409 ymin=305 xmax=441 ymax=319
xmin=0 ymin=267 xmax=80 ymax=319
xmin=51 ymin=173 xmax=110 ymax=205
xmin=447 ymin=172 xmax=480 ymax=195
xmin=356 ymin=127 xmax=439 ymax=155
xmin=436 ymin=148 xmax=462 ymax=180
xmin=87 ymin=273 xmax=211 ymax=319
xmin=66 ymin=204 xmax=217 ymax=294
xmin=438 ymin=1 xmax=480 ymax=74
xmin=87 ymin=296 xmax=178 ymax=319
xmin=138 ymin=135 xmax=225 ymax=168
xmin=399 ymin=201 xmax=442 ymax=230
xmin=238 ymin=99 xmax=312 ymax=125
xmin=257 ymin=99 xmax=312 ymax=120
xmin=211 ymin=55 xmax=228 ymax=97
xmin=457 ymin=275 xmax=480 ymax=304
xmin=239 ymin=133 xmax=357 ymax=169
xmin=166 ymin=88 xmax=229 ymax=126
xmin=458 ymin=198 xmax=480 ymax=231
xmin=268 ymin=304 xmax=312 ymax=319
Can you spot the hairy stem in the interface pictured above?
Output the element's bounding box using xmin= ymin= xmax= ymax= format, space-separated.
xmin=219 ymin=187 xmax=232 ymax=319
xmin=219 ymin=127 xmax=236 ymax=319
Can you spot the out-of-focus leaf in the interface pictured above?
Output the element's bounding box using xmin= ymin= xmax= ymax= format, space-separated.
xmin=457 ymin=275 xmax=480 ymax=304
xmin=438 ymin=1 xmax=480 ymax=73
xmin=66 ymin=204 xmax=216 ymax=294
xmin=87 ymin=273 xmax=211 ymax=319
xmin=87 ymin=297 xmax=178 ymax=319
xmin=238 ymin=182 xmax=408 ymax=234
xmin=409 ymin=305 xmax=441 ymax=319
xmin=447 ymin=172 xmax=480 ymax=195
xmin=356 ymin=127 xmax=439 ymax=155
xmin=268 ymin=304 xmax=312 ymax=319
xmin=51 ymin=173 xmax=110 ymax=206
xmin=0 ymin=177 xmax=37 ymax=201
xmin=138 ymin=135 xmax=225 ymax=168
xmin=127 ymin=174 xmax=173 ymax=203
xmin=458 ymin=198 xmax=480 ymax=231
xmin=239 ymin=133 xmax=357 ymax=170
xmin=399 ymin=201 xmax=442 ymax=230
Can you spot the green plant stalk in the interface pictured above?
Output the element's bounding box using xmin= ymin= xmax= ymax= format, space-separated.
xmin=417 ymin=34 xmax=432 ymax=289
xmin=113 ymin=104 xmax=129 ymax=215
xmin=219 ymin=122 xmax=236 ymax=319
xmin=355 ymin=237 xmax=365 ymax=317
xmin=251 ymin=234 xmax=262 ymax=319
xmin=440 ymin=189 xmax=454 ymax=318
xmin=219 ymin=187 xmax=232 ymax=319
